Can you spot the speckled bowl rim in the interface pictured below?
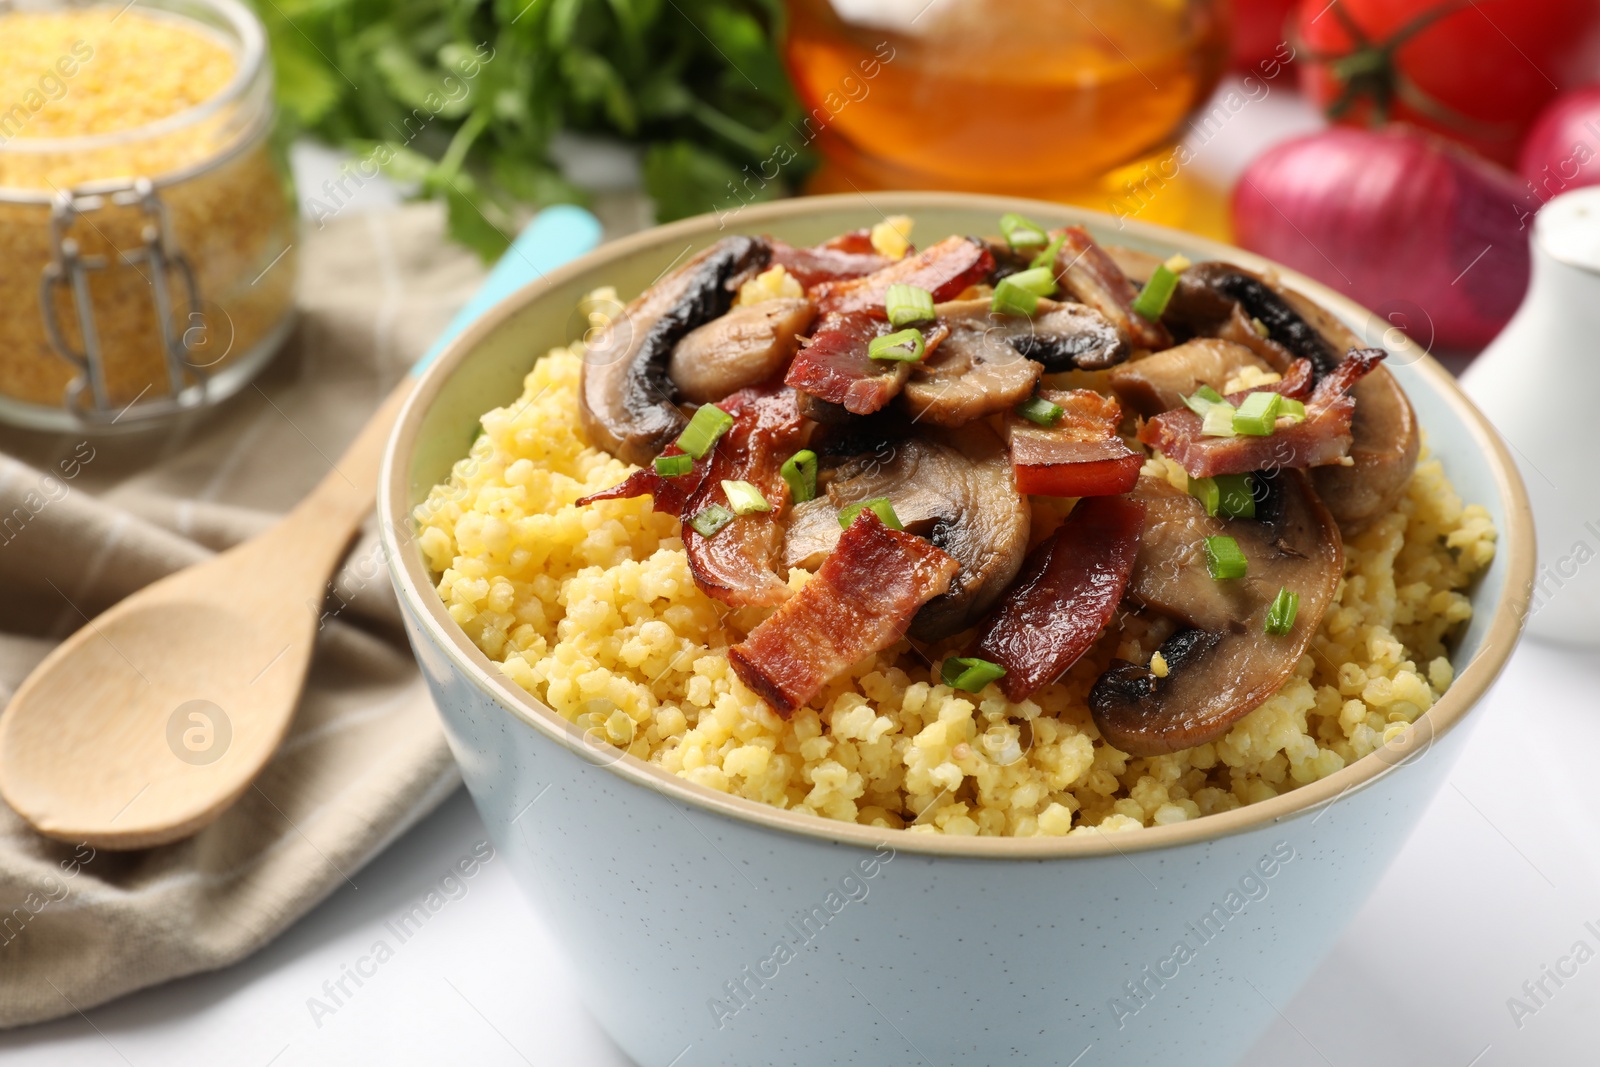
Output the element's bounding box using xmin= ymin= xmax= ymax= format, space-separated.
xmin=380 ymin=191 xmax=1535 ymax=861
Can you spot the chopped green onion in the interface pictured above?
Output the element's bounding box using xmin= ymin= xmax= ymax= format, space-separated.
xmin=1182 ymin=384 xmax=1226 ymax=416
xmin=1201 ymin=401 xmax=1237 ymax=437
xmin=991 ymin=267 xmax=1057 ymax=317
xmin=868 ymin=328 xmax=927 ymax=362
xmin=1189 ymin=473 xmax=1256 ymax=519
xmin=942 ymin=656 xmax=1007 ymax=693
xmin=689 ymin=504 xmax=735 ymax=538
xmin=654 ymin=453 xmax=695 ymax=477
xmin=1203 ymin=535 xmax=1248 ymax=580
xmin=885 ymin=283 xmax=936 ymax=327
xmin=1278 ymin=398 xmax=1306 ymax=424
xmin=1264 ymin=587 xmax=1300 ymax=635
xmin=1016 ymin=396 xmax=1065 ymax=427
xmin=1217 ymin=473 xmax=1256 ymax=519
xmin=1130 ymin=263 xmax=1180 ymax=321
xmin=780 ymin=449 xmax=818 ymax=504
xmin=839 ymin=497 xmax=903 ymax=530
xmin=1005 ymin=267 xmax=1058 ymax=296
xmin=999 ymin=212 xmax=1049 ymax=250
xmin=1030 ymin=232 xmax=1068 ymax=271
xmin=676 ymin=404 xmax=734 ymax=459
xmin=721 ymin=480 xmax=771 ymax=515
xmin=1233 ymin=391 xmax=1282 ymax=436
xmin=991 ymin=278 xmax=1040 ymax=318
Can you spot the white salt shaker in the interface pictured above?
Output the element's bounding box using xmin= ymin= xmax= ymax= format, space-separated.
xmin=1462 ymin=186 xmax=1600 ymax=645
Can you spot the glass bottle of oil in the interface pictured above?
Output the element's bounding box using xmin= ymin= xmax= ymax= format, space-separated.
xmin=784 ymin=0 xmax=1231 ymax=232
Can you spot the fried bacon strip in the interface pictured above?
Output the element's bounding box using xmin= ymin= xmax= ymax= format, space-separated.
xmin=729 ymin=511 xmax=958 ymax=716
xmin=1050 ymin=226 xmax=1172 ymax=350
xmin=1139 ymin=349 xmax=1385 ymax=480
xmin=770 ymin=235 xmax=891 ymax=289
xmin=1006 ymin=389 xmax=1142 ymax=498
xmin=784 ymin=311 xmax=949 ymax=416
xmin=973 ymin=495 xmax=1146 ymax=702
xmin=577 ymin=387 xmax=808 ymax=607
xmin=813 ymin=236 xmax=994 ymax=316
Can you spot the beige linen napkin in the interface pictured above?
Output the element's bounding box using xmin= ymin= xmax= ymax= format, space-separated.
xmin=0 ymin=203 xmax=482 ymax=1028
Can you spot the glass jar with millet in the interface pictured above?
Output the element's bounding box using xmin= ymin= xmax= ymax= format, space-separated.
xmin=0 ymin=0 xmax=297 ymax=430
xmin=783 ymin=0 xmax=1231 ymax=229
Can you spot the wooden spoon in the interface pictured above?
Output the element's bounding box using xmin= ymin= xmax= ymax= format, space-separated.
xmin=0 ymin=206 xmax=601 ymax=849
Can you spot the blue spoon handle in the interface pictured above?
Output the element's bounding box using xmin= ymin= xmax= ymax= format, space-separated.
xmin=412 ymin=204 xmax=603 ymax=375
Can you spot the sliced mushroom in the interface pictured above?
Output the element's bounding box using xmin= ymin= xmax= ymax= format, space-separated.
xmin=1014 ymin=301 xmax=1129 ymax=371
xmin=900 ymin=301 xmax=1041 ymax=427
xmin=1089 ymin=470 xmax=1343 ymax=757
xmin=1107 ymin=338 xmax=1271 ymax=419
xmin=781 ymin=424 xmax=1030 ymax=641
xmin=580 ymin=236 xmax=770 ymax=466
xmin=668 ymin=297 xmax=816 ymax=404
xmin=1156 ymin=261 xmax=1420 ymax=532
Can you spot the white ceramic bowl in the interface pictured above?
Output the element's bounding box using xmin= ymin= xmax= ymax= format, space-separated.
xmin=380 ymin=193 xmax=1533 ymax=1067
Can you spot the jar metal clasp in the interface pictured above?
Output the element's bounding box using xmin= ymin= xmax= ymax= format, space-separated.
xmin=40 ymin=177 xmax=209 ymax=425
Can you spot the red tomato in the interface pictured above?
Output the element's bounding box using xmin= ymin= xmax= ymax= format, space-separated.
xmin=1232 ymin=0 xmax=1300 ymax=70
xmin=1295 ymin=0 xmax=1600 ymax=165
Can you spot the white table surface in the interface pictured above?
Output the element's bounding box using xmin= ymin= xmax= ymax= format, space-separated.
xmin=7 ymin=80 xmax=1591 ymax=1066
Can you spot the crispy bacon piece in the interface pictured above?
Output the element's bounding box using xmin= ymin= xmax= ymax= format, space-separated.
xmin=576 ymin=387 xmax=808 ymax=607
xmin=1138 ymin=349 xmax=1385 ymax=480
xmin=974 ymin=495 xmax=1146 ymax=702
xmin=1007 ymin=390 xmax=1142 ymax=498
xmin=813 ymin=236 xmax=994 ymax=316
xmin=785 ymin=311 xmax=949 ymax=416
xmin=681 ymin=389 xmax=809 ymax=607
xmin=729 ymin=511 xmax=958 ymax=716
xmin=1051 ymin=227 xmax=1172 ymax=350
xmin=770 ymin=236 xmax=891 ymax=289
xmin=576 ymin=444 xmax=705 ymax=516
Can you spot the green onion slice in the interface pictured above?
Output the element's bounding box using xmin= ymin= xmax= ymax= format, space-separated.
xmin=1203 ymin=535 xmax=1248 ymax=580
xmin=1232 ymin=391 xmax=1282 ymax=436
xmin=942 ymin=656 xmax=1007 ymax=693
xmin=991 ymin=279 xmax=1040 ymax=318
xmin=689 ymin=503 xmax=735 ymax=538
xmin=1201 ymin=402 xmax=1237 ymax=438
xmin=1029 ymin=232 xmax=1068 ymax=271
xmin=1278 ymin=398 xmax=1306 ymax=423
xmin=999 ymin=212 xmax=1049 ymax=250
xmin=721 ymin=480 xmax=771 ymax=515
xmin=839 ymin=497 xmax=903 ymax=530
xmin=868 ymin=328 xmax=927 ymax=362
xmin=654 ymin=453 xmax=695 ymax=477
xmin=1016 ymin=396 xmax=1065 ymax=427
xmin=1005 ymin=267 xmax=1058 ymax=296
xmin=780 ymin=449 xmax=817 ymax=504
xmin=885 ymin=283 xmax=935 ymax=328
xmin=676 ymin=404 xmax=734 ymax=459
xmin=1182 ymin=384 xmax=1226 ymax=417
xmin=1130 ymin=263 xmax=1180 ymax=321
xmin=1189 ymin=473 xmax=1255 ymax=519
xmin=1264 ymin=587 xmax=1300 ymax=635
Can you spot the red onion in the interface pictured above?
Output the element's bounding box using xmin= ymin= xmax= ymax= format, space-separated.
xmin=1231 ymin=126 xmax=1532 ymax=351
xmin=1519 ymin=85 xmax=1600 ymax=202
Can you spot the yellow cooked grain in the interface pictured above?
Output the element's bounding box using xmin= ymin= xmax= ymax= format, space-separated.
xmin=416 ymin=346 xmax=1496 ymax=837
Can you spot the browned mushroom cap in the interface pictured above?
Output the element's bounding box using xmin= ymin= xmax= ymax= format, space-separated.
xmin=579 ymin=236 xmax=771 ymax=466
xmin=1158 ymin=262 xmax=1420 ymax=533
xmin=668 ymin=297 xmax=816 ymax=405
xmin=1108 ymin=338 xmax=1271 ymax=419
xmin=782 ymin=423 xmax=1030 ymax=641
xmin=899 ymin=301 xmax=1041 ymax=427
xmin=1276 ymin=289 xmax=1421 ymax=533
xmin=1089 ymin=470 xmax=1343 ymax=757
